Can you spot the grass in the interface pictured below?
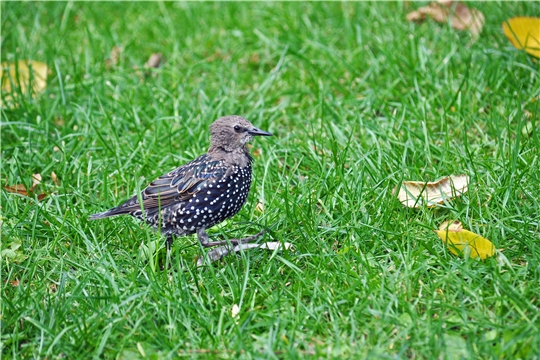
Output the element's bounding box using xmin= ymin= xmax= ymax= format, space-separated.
xmin=1 ymin=1 xmax=539 ymax=358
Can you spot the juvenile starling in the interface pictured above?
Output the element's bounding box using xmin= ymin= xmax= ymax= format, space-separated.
xmin=89 ymin=115 xmax=272 ymax=248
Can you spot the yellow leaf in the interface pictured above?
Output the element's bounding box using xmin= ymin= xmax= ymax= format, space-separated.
xmin=502 ymin=17 xmax=540 ymax=59
xmin=1 ymin=60 xmax=48 ymax=107
xmin=434 ymin=228 xmax=496 ymax=259
xmin=394 ymin=174 xmax=469 ymax=208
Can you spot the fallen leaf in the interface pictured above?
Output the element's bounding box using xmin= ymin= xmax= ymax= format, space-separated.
xmin=4 ymin=173 xmax=47 ymax=200
xmin=434 ymin=224 xmax=496 ymax=259
xmin=111 ymin=45 xmax=123 ymax=66
xmin=51 ymin=172 xmax=60 ymax=186
xmin=255 ymin=201 xmax=264 ymax=213
xmin=105 ymin=45 xmax=123 ymax=68
xmin=394 ymin=174 xmax=469 ymax=208
xmin=32 ymin=173 xmax=42 ymax=188
xmin=407 ymin=1 xmax=484 ymax=37
xmin=3 ymin=183 xmax=29 ymax=196
xmin=1 ymin=242 xmax=28 ymax=263
xmin=1 ymin=60 xmax=48 ymax=107
xmin=502 ymin=17 xmax=540 ymax=59
xmin=145 ymin=53 xmax=163 ymax=68
xmin=231 ymin=304 xmax=240 ymax=318
xmin=10 ymin=279 xmax=20 ymax=286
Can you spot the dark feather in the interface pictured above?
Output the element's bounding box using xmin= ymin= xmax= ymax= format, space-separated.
xmin=91 ymin=154 xmax=228 ymax=218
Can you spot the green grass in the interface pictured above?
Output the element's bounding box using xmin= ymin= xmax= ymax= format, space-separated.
xmin=2 ymin=1 xmax=540 ymax=358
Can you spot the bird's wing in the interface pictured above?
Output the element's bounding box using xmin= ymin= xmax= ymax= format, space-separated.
xmin=90 ymin=155 xmax=229 ymax=219
xmin=136 ymin=155 xmax=228 ymax=210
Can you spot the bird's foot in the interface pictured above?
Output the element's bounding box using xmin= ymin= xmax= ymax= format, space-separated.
xmin=227 ymin=230 xmax=265 ymax=246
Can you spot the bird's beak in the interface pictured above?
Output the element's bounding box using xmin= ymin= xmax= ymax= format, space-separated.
xmin=248 ymin=127 xmax=273 ymax=136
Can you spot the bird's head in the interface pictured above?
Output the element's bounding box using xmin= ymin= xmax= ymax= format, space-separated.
xmin=209 ymin=115 xmax=272 ymax=152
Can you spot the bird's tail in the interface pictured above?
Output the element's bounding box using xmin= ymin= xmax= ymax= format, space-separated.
xmin=88 ymin=209 xmax=125 ymax=220
xmin=89 ymin=194 xmax=140 ymax=220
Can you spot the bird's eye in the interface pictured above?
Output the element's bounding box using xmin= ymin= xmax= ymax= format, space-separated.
xmin=234 ymin=125 xmax=243 ymax=132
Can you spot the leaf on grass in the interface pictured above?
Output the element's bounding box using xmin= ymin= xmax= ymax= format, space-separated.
xmin=32 ymin=173 xmax=42 ymax=188
xmin=394 ymin=174 xmax=469 ymax=208
xmin=434 ymin=221 xmax=496 ymax=259
xmin=4 ymin=173 xmax=47 ymax=200
xmin=1 ymin=242 xmax=28 ymax=263
xmin=105 ymin=45 xmax=123 ymax=69
xmin=231 ymin=304 xmax=240 ymax=318
xmin=502 ymin=17 xmax=540 ymax=59
xmin=1 ymin=60 xmax=48 ymax=107
xmin=3 ymin=183 xmax=29 ymax=196
xmin=407 ymin=1 xmax=484 ymax=37
xmin=145 ymin=53 xmax=163 ymax=68
xmin=51 ymin=172 xmax=60 ymax=186
xmin=110 ymin=45 xmax=123 ymax=66
xmin=196 ymin=241 xmax=294 ymax=266
xmin=255 ymin=201 xmax=265 ymax=213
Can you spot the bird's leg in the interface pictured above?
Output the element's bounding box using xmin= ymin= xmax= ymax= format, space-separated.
xmin=166 ymin=234 xmax=174 ymax=250
xmin=197 ymin=228 xmax=265 ymax=248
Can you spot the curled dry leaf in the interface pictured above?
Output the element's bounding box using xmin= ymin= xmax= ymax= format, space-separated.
xmin=196 ymin=241 xmax=294 ymax=266
xmin=434 ymin=221 xmax=496 ymax=259
xmin=394 ymin=174 xmax=469 ymax=208
xmin=502 ymin=17 xmax=540 ymax=59
xmin=231 ymin=304 xmax=240 ymax=318
xmin=3 ymin=183 xmax=29 ymax=196
xmin=145 ymin=53 xmax=163 ymax=68
xmin=255 ymin=201 xmax=265 ymax=213
xmin=32 ymin=173 xmax=42 ymax=188
xmin=1 ymin=60 xmax=48 ymax=107
xmin=407 ymin=1 xmax=484 ymax=37
xmin=110 ymin=46 xmax=123 ymax=66
xmin=51 ymin=172 xmax=60 ymax=186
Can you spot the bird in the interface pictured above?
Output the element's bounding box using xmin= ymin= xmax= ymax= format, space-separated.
xmin=89 ymin=115 xmax=272 ymax=248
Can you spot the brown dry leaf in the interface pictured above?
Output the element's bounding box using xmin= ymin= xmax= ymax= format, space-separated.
xmin=1 ymin=60 xmax=48 ymax=107
xmin=105 ymin=46 xmax=123 ymax=68
xmin=394 ymin=174 xmax=469 ymax=208
xmin=4 ymin=173 xmax=47 ymax=200
xmin=3 ymin=183 xmax=29 ymax=196
xmin=406 ymin=1 xmax=484 ymax=37
xmin=502 ymin=17 xmax=540 ymax=59
xmin=145 ymin=53 xmax=163 ymax=68
xmin=51 ymin=172 xmax=60 ymax=186
xmin=10 ymin=279 xmax=20 ymax=286
xmin=110 ymin=46 xmax=123 ymax=66
xmin=434 ymin=223 xmax=496 ymax=259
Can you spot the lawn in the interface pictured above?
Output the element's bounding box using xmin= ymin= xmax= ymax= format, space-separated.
xmin=1 ymin=1 xmax=539 ymax=358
